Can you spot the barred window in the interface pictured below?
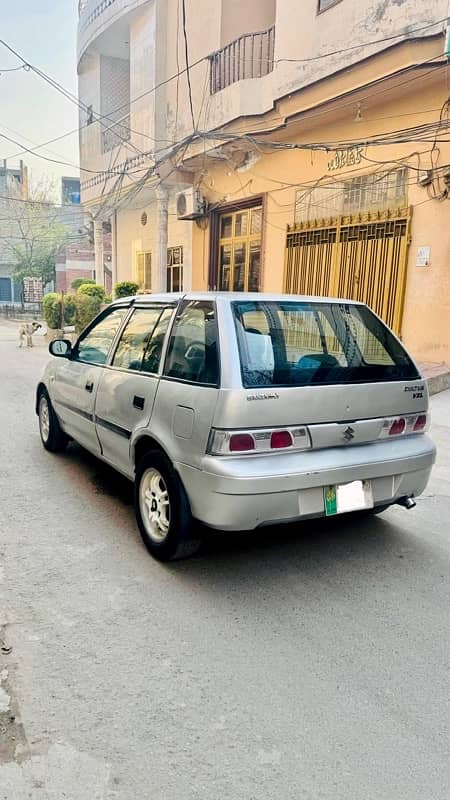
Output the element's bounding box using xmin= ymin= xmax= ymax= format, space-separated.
xmin=343 ymin=169 xmax=407 ymax=213
xmin=295 ymin=168 xmax=407 ymax=223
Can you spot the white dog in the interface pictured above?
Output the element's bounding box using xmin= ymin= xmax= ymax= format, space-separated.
xmin=19 ymin=322 xmax=42 ymax=348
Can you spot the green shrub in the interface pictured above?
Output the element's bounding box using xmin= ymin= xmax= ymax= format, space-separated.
xmin=74 ymin=293 xmax=102 ymax=334
xmin=104 ymin=294 xmax=112 ymax=304
xmin=114 ymin=281 xmax=139 ymax=299
xmin=71 ymin=277 xmax=95 ymax=292
xmin=77 ymin=283 xmax=105 ymax=301
xmin=43 ymin=293 xmax=62 ymax=329
xmin=63 ymin=293 xmax=77 ymax=325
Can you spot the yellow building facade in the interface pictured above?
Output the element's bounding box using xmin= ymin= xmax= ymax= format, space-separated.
xmin=78 ymin=0 xmax=450 ymax=363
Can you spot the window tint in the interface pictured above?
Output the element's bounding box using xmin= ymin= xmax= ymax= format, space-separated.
xmin=164 ymin=300 xmax=219 ymax=385
xmin=75 ymin=308 xmax=127 ymax=365
xmin=112 ymin=308 xmax=163 ymax=371
xmin=233 ymin=301 xmax=419 ymax=388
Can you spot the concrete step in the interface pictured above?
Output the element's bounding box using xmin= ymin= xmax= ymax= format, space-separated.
xmin=419 ymin=363 xmax=450 ymax=396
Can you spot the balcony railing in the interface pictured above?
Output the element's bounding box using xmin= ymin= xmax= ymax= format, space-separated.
xmin=79 ymin=0 xmax=117 ymax=33
xmin=209 ymin=26 xmax=275 ymax=95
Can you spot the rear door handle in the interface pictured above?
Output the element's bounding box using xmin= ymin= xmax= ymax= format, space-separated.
xmin=85 ymin=380 xmax=94 ymax=393
xmin=133 ymin=395 xmax=145 ymax=410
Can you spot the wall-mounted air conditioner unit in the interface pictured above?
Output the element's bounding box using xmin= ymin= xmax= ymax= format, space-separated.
xmin=176 ymin=188 xmax=206 ymax=220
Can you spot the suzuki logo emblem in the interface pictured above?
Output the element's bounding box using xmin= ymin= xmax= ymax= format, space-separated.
xmin=343 ymin=426 xmax=355 ymax=442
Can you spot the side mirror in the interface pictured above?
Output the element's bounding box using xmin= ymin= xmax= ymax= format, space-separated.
xmin=49 ymin=339 xmax=72 ymax=358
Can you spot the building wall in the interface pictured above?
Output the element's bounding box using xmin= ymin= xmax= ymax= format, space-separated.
xmin=273 ymin=0 xmax=444 ymax=95
xmin=115 ymin=193 xmax=193 ymax=291
xmin=0 ymin=164 xmax=29 ymax=302
xmin=100 ymin=54 xmax=131 ymax=154
xmin=77 ymin=0 xmax=151 ymax=62
xmin=55 ymin=244 xmax=95 ymax=294
xmin=78 ymin=51 xmax=102 ymax=171
xmin=129 ymin=5 xmax=156 ymax=156
xmin=164 ymin=0 xmax=447 ymax=145
xmin=189 ymin=65 xmax=450 ymax=362
xmin=79 ymin=0 xmax=447 ymax=204
xmin=77 ymin=1 xmax=450 ymax=362
xmin=220 ymin=0 xmax=276 ymax=46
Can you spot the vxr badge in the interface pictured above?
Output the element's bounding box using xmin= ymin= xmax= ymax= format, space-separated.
xmin=343 ymin=425 xmax=355 ymax=442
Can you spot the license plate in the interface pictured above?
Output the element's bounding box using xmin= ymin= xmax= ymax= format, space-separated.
xmin=324 ymin=480 xmax=373 ymax=516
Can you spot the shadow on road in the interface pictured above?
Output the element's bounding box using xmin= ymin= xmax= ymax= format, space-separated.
xmin=61 ymin=441 xmax=424 ymax=583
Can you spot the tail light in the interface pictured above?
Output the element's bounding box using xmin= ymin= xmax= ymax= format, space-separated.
xmin=229 ymin=433 xmax=255 ymax=452
xmin=379 ymin=413 xmax=429 ymax=439
xmin=389 ymin=418 xmax=406 ymax=436
xmin=208 ymin=426 xmax=311 ymax=456
xmin=270 ymin=430 xmax=293 ymax=449
xmin=413 ymin=414 xmax=427 ymax=432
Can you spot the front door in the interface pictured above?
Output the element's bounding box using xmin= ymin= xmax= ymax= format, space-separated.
xmin=217 ymin=206 xmax=262 ymax=292
xmin=51 ymin=306 xmax=129 ymax=453
xmin=94 ymin=305 xmax=175 ymax=476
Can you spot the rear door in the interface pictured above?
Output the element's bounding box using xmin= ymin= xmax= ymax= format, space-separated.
xmin=50 ymin=306 xmax=129 ymax=453
xmin=94 ymin=304 xmax=175 ymax=476
xmin=149 ymin=299 xmax=220 ymax=468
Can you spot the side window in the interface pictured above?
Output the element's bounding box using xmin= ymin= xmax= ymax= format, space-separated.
xmin=75 ymin=308 xmax=128 ymax=365
xmin=141 ymin=308 xmax=173 ymax=373
xmin=111 ymin=307 xmax=174 ymax=373
xmin=112 ymin=308 xmax=163 ymax=371
xmin=164 ymin=300 xmax=219 ymax=385
xmin=239 ymin=309 xmax=274 ymax=372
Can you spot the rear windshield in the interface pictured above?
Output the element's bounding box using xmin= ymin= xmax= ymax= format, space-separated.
xmin=232 ymin=301 xmax=419 ymax=388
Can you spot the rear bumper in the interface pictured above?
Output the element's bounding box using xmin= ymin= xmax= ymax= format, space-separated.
xmin=176 ymin=435 xmax=436 ymax=531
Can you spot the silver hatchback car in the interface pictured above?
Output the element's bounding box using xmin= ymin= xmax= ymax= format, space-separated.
xmin=37 ymin=293 xmax=436 ymax=561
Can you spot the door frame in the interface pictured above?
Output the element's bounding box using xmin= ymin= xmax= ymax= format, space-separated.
xmin=208 ymin=194 xmax=266 ymax=290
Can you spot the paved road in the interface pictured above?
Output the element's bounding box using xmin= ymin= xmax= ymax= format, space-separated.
xmin=0 ymin=319 xmax=449 ymax=800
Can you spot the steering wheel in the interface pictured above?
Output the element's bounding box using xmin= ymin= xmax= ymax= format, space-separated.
xmin=185 ymin=341 xmax=205 ymax=361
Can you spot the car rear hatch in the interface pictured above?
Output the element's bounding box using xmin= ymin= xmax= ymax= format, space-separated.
xmin=210 ymin=299 xmax=429 ymax=455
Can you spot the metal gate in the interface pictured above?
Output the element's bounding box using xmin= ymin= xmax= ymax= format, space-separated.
xmin=284 ymin=208 xmax=411 ymax=334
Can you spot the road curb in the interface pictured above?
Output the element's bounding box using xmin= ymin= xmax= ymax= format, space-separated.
xmin=427 ymin=371 xmax=450 ymax=396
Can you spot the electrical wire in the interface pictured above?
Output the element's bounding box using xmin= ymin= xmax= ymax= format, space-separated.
xmin=1 ymin=22 xmax=445 ymax=211
xmin=181 ymin=0 xmax=196 ymax=131
xmin=0 ymin=64 xmax=27 ymax=73
xmin=5 ymin=15 xmax=445 ymax=168
xmin=0 ymin=38 xmax=146 ymax=159
xmin=218 ymin=52 xmax=448 ymax=138
xmin=0 ymin=28 xmax=446 ymax=190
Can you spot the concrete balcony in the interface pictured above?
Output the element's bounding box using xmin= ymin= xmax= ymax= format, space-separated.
xmin=77 ymin=0 xmax=149 ymax=62
xmin=209 ymin=26 xmax=275 ymax=94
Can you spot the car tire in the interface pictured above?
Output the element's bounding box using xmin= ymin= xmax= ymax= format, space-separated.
xmin=38 ymin=390 xmax=68 ymax=453
xmin=135 ymin=450 xmax=201 ymax=562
